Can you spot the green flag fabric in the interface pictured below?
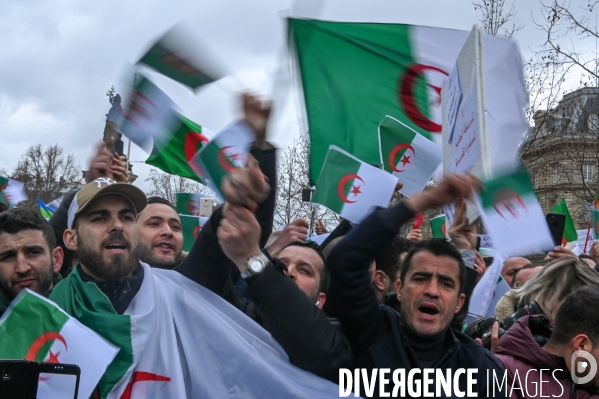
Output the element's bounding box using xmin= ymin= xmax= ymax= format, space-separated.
xmin=289 ymin=18 xmax=467 ymax=184
xmin=430 ymin=214 xmax=446 ymax=238
xmin=180 ymin=215 xmax=209 ymax=252
xmin=311 ymin=146 xmax=397 ymax=223
xmin=145 ymin=113 xmax=208 ymax=183
xmin=138 ymin=23 xmax=227 ymax=90
xmin=0 ymin=289 xmax=118 ymax=399
xmin=550 ymin=199 xmax=578 ymax=250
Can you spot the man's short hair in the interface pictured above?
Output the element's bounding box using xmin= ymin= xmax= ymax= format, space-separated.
xmin=400 ymin=238 xmax=466 ymax=292
xmin=284 ymin=241 xmax=329 ymax=293
xmin=147 ymin=196 xmax=177 ymax=212
xmin=550 ymin=285 xmax=599 ymax=346
xmin=375 ymin=235 xmax=414 ymax=280
xmin=321 ymin=236 xmax=344 ymax=261
xmin=0 ymin=203 xmax=9 ymax=214
xmin=0 ymin=208 xmax=56 ymax=250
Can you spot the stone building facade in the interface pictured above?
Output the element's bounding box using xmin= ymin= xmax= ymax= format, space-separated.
xmin=522 ymin=87 xmax=599 ymax=229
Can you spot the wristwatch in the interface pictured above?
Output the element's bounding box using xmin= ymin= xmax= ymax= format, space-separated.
xmin=240 ymin=253 xmax=270 ymax=279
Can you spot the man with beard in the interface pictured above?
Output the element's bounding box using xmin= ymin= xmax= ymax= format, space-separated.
xmin=48 ymin=177 xmax=341 ymax=398
xmin=136 ymin=197 xmax=184 ymax=270
xmin=0 ymin=208 xmax=64 ymax=316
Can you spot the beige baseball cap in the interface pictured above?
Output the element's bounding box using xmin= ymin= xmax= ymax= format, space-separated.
xmin=67 ymin=178 xmax=147 ymax=229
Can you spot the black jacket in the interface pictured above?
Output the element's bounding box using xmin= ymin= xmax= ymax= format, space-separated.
xmin=327 ymin=202 xmax=506 ymax=398
xmin=179 ymin=205 xmax=354 ymax=382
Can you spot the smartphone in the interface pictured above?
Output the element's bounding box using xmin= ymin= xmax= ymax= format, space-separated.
xmin=546 ymin=213 xmax=566 ymax=247
xmin=36 ymin=363 xmax=80 ymax=399
xmin=114 ymin=140 xmax=124 ymax=157
xmin=0 ymin=360 xmax=39 ymax=399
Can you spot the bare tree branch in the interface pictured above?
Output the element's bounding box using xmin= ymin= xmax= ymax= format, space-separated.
xmin=145 ymin=169 xmax=216 ymax=205
xmin=472 ymin=0 xmax=524 ymax=38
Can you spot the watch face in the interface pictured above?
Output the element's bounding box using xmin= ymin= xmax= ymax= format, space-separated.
xmin=248 ymin=258 xmax=266 ymax=273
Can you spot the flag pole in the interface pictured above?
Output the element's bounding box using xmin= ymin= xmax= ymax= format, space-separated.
xmin=584 ymin=221 xmax=592 ymax=253
xmin=126 ymin=140 xmax=132 ymax=178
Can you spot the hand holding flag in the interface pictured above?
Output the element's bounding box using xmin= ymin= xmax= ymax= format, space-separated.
xmin=404 ymin=173 xmax=481 ymax=214
xmin=220 ymin=156 xmax=270 ymax=212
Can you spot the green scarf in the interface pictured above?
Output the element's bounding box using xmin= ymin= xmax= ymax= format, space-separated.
xmin=0 ymin=272 xmax=62 ymax=317
xmin=49 ymin=265 xmax=132 ymax=399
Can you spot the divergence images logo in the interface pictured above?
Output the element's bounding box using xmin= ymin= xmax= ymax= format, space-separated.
xmin=571 ymin=350 xmax=597 ymax=385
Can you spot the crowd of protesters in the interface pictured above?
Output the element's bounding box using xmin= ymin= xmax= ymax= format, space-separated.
xmin=1 ymin=94 xmax=599 ymax=398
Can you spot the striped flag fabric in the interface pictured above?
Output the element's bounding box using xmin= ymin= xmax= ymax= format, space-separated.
xmin=430 ymin=214 xmax=446 ymax=238
xmin=0 ymin=290 xmax=118 ymax=399
xmin=378 ymin=115 xmax=442 ymax=197
xmin=311 ymin=146 xmax=397 ymax=223
xmin=36 ymin=198 xmax=56 ymax=220
xmin=190 ymin=120 xmax=255 ymax=200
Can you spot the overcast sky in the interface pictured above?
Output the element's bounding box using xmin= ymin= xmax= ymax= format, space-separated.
xmin=0 ymin=0 xmax=594 ymax=194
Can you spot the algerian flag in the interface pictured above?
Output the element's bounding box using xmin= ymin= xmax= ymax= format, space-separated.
xmin=190 ymin=120 xmax=255 ymax=200
xmin=475 ymin=168 xmax=554 ymax=257
xmin=311 ymin=146 xmax=397 ymax=223
xmin=137 ymin=22 xmax=228 ymax=90
xmin=378 ymin=115 xmax=442 ymax=197
xmin=550 ymin=199 xmax=579 ymax=252
xmin=49 ymin=263 xmax=341 ymax=398
xmin=430 ymin=214 xmax=446 ymax=238
xmin=180 ymin=215 xmax=209 ymax=252
xmin=145 ymin=113 xmax=210 ymax=183
xmin=289 ymin=19 xmax=472 ymax=184
xmin=0 ymin=290 xmax=118 ymax=399
xmin=0 ymin=176 xmax=28 ymax=206
xmin=37 ymin=198 xmax=56 ymax=220
xmin=118 ymin=73 xmax=180 ymax=153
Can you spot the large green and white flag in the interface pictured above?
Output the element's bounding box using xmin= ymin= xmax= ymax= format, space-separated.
xmin=430 ymin=214 xmax=446 ymax=238
xmin=311 ymin=146 xmax=397 ymax=223
xmin=475 ymin=169 xmax=554 ymax=256
xmin=137 ymin=22 xmax=228 ymax=90
xmin=49 ymin=263 xmax=341 ymax=399
xmin=550 ymin=198 xmax=579 ymax=252
xmin=378 ymin=115 xmax=442 ymax=197
xmin=118 ymin=74 xmax=180 ymax=153
xmin=180 ymin=215 xmax=209 ymax=252
xmin=289 ymin=19 xmax=471 ymax=184
xmin=190 ymin=120 xmax=255 ymax=200
xmin=0 ymin=290 xmax=118 ymax=399
xmin=145 ymin=113 xmax=210 ymax=183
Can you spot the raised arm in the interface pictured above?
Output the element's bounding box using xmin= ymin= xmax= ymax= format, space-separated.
xmin=327 ymin=174 xmax=480 ymax=356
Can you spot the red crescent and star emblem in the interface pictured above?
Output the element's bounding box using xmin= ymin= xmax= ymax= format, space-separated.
xmin=119 ymin=372 xmax=171 ymax=399
xmin=399 ymin=64 xmax=448 ymax=133
xmin=193 ymin=225 xmax=201 ymax=239
xmin=184 ymin=131 xmax=209 ymax=163
xmin=492 ymin=192 xmax=528 ymax=221
xmin=27 ymin=332 xmax=68 ymax=381
xmin=337 ymin=174 xmax=364 ymax=204
xmin=217 ymin=146 xmax=241 ymax=172
xmin=441 ymin=222 xmax=446 ymax=236
xmin=0 ymin=183 xmax=7 ymax=191
xmin=388 ymin=143 xmax=416 ymax=173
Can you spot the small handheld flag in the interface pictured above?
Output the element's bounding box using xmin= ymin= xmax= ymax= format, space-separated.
xmin=311 ymin=146 xmax=397 ymax=223
xmin=36 ymin=198 xmax=56 ymax=220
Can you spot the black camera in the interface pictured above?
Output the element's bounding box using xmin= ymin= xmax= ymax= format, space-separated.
xmin=469 ymin=301 xmax=544 ymax=348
